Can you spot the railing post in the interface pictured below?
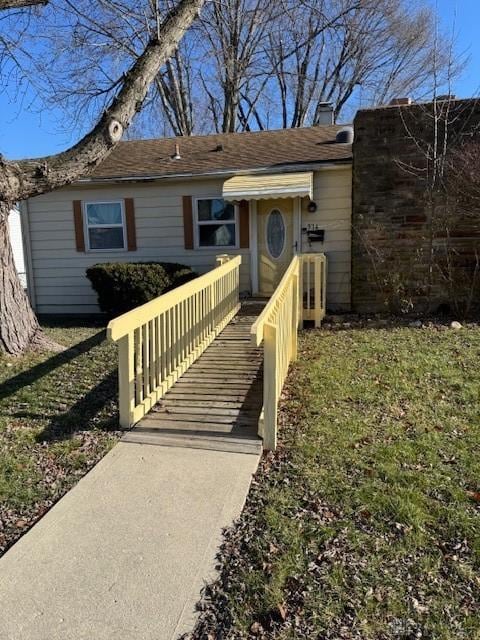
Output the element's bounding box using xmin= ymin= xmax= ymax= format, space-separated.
xmin=235 ymin=263 xmax=240 ymax=305
xmin=118 ymin=332 xmax=135 ymax=428
xmin=216 ymin=254 xmax=229 ymax=266
xmin=321 ymin=255 xmax=327 ymax=319
xmin=298 ymin=255 xmax=304 ymax=329
xmin=263 ymin=322 xmax=278 ymax=451
xmin=314 ymin=255 xmax=322 ymax=328
xmin=209 ymin=280 xmax=215 ymax=335
xmin=291 ymin=272 xmax=299 ymax=361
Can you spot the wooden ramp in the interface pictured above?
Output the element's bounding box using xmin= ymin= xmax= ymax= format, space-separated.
xmin=123 ymin=302 xmax=265 ymax=454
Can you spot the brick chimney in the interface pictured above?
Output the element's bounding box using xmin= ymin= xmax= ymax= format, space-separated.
xmin=389 ymin=97 xmax=412 ymax=106
xmin=316 ymin=102 xmax=334 ymax=125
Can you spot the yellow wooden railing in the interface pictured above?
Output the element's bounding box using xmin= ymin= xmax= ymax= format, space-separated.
xmin=251 ymin=253 xmax=327 ymax=450
xmin=301 ymin=253 xmax=327 ymax=328
xmin=108 ymin=255 xmax=241 ymax=428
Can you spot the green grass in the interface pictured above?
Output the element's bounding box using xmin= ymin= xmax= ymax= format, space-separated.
xmin=206 ymin=324 xmax=480 ymax=639
xmin=0 ymin=318 xmax=120 ymax=555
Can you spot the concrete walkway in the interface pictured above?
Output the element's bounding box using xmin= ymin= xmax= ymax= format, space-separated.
xmin=0 ymin=441 xmax=259 ymax=640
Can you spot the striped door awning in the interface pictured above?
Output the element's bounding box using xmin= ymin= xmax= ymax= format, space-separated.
xmin=222 ymin=171 xmax=313 ymax=201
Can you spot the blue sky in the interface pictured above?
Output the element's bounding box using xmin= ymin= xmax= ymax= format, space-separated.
xmin=0 ymin=0 xmax=478 ymax=160
xmin=437 ymin=0 xmax=480 ymax=97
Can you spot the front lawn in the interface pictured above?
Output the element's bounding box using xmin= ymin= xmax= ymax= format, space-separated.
xmin=0 ymin=319 xmax=120 ymax=557
xmin=191 ymin=321 xmax=480 ymax=639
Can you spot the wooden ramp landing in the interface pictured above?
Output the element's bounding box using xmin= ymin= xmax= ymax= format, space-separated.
xmin=123 ymin=302 xmax=265 ymax=454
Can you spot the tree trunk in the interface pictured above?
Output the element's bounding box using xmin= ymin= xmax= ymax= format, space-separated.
xmin=0 ymin=0 xmax=205 ymax=356
xmin=0 ymin=203 xmax=60 ymax=355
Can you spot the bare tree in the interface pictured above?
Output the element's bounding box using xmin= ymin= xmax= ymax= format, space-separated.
xmin=0 ymin=0 xmax=46 ymax=8
xmin=263 ymin=0 xmax=448 ymax=127
xmin=392 ymin=3 xmax=475 ymax=315
xmin=41 ymin=0 xmax=202 ymax=137
xmin=16 ymin=0 xmax=451 ymax=136
xmin=354 ymin=54 xmax=480 ymax=316
xmin=197 ymin=0 xmax=275 ymax=133
xmin=389 ymin=99 xmax=480 ymax=316
xmin=440 ymin=141 xmax=480 ymax=315
xmin=0 ymin=0 xmax=205 ymax=355
xmin=154 ymin=48 xmax=195 ymax=135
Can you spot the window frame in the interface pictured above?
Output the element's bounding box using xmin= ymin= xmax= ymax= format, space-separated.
xmin=193 ymin=196 xmax=239 ymax=250
xmin=83 ymin=200 xmax=127 ymax=252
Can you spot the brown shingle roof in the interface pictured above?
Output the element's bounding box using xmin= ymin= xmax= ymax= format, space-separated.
xmin=86 ymin=125 xmax=352 ymax=181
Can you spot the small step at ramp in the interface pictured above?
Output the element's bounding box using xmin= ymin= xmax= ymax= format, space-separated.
xmin=123 ymin=302 xmax=265 ymax=455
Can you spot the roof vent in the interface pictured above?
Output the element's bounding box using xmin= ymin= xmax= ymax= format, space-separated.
xmin=172 ymin=142 xmax=181 ymax=160
xmin=336 ymin=127 xmax=353 ymax=144
xmin=215 ymin=144 xmax=224 ymax=152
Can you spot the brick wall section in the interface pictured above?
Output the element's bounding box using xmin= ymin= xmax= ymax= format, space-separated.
xmin=352 ymin=99 xmax=480 ymax=313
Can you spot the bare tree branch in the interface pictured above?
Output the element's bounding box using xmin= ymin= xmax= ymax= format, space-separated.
xmin=0 ymin=0 xmax=204 ymax=355
xmin=0 ymin=0 xmax=205 ymax=201
xmin=0 ymin=0 xmax=46 ymax=9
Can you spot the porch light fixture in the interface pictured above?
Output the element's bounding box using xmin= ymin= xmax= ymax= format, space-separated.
xmin=307 ymin=200 xmax=317 ymax=213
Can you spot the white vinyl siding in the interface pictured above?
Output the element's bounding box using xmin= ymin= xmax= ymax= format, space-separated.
xmin=24 ymin=167 xmax=352 ymax=314
xmin=25 ymin=178 xmax=252 ymax=314
xmin=300 ymin=166 xmax=352 ymax=309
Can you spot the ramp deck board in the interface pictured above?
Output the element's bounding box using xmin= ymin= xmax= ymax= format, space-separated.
xmin=123 ymin=303 xmax=265 ymax=454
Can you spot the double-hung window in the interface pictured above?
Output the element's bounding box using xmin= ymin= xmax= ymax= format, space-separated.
xmin=84 ymin=201 xmax=126 ymax=251
xmin=195 ymin=198 xmax=237 ymax=248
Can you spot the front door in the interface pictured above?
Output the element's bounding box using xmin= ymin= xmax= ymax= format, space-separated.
xmin=257 ymin=199 xmax=294 ymax=295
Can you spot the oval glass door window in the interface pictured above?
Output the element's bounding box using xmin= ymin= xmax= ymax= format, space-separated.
xmin=266 ymin=209 xmax=285 ymax=259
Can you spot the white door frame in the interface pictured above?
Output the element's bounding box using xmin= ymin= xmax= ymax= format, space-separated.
xmin=249 ymin=200 xmax=259 ymax=294
xmin=293 ymin=196 xmax=302 ymax=254
xmin=250 ymin=197 xmax=301 ymax=295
